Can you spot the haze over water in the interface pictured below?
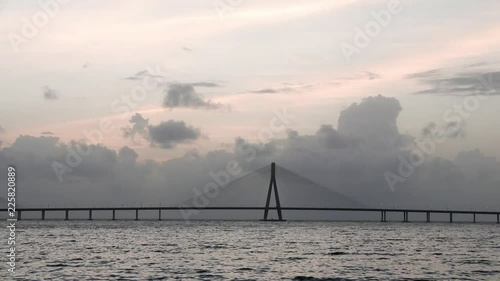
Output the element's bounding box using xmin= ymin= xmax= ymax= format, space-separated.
xmin=5 ymin=221 xmax=500 ymax=281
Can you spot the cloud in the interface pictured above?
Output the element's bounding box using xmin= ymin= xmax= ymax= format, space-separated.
xmin=465 ymin=62 xmax=491 ymax=68
xmin=364 ymin=71 xmax=380 ymax=80
xmin=123 ymin=77 xmax=141 ymax=81
xmin=405 ymin=68 xmax=443 ymax=79
xmin=122 ymin=113 xmax=149 ymax=143
xmin=340 ymin=71 xmax=381 ymax=81
xmin=407 ymin=66 xmax=500 ymax=96
xmin=121 ymin=113 xmax=201 ymax=149
xmin=248 ymin=82 xmax=314 ymax=94
xmin=337 ymin=95 xmax=412 ymax=148
xmin=325 ymin=71 xmax=381 ymax=88
xmin=454 ymin=149 xmax=499 ymax=180
xmin=421 ymin=121 xmax=466 ymax=140
xmin=163 ymin=83 xmax=222 ymax=109
xmin=188 ymin=82 xmax=220 ymax=87
xmin=123 ymin=69 xmax=165 ymax=80
xmin=315 ymin=124 xmax=357 ymax=149
xmin=182 ymin=47 xmax=192 ymax=52
xmin=42 ymin=86 xmax=59 ymax=100
xmin=249 ymin=87 xmax=287 ymax=94
xmin=251 ymin=88 xmax=278 ymax=94
xmin=118 ymin=146 xmax=138 ymax=168
xmin=0 ymin=126 xmax=5 ymax=134
xmin=82 ymin=63 xmax=89 ymax=68
xmin=41 ymin=131 xmax=55 ymax=135
xmin=148 ymin=120 xmax=201 ymax=149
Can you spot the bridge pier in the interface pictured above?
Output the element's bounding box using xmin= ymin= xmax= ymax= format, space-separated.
xmin=17 ymin=210 xmax=22 ymax=220
xmin=403 ymin=211 xmax=409 ymax=222
xmin=135 ymin=209 xmax=139 ymax=220
xmin=65 ymin=210 xmax=69 ymax=220
xmin=426 ymin=212 xmax=431 ymax=223
xmin=158 ymin=209 xmax=162 ymax=220
xmin=473 ymin=213 xmax=476 ymax=223
xmin=449 ymin=212 xmax=453 ymax=223
xmin=42 ymin=210 xmax=45 ymax=220
xmin=497 ymin=214 xmax=499 ymax=224
xmin=89 ymin=210 xmax=92 ymax=220
xmin=380 ymin=211 xmax=387 ymax=222
xmin=112 ymin=209 xmax=116 ymax=220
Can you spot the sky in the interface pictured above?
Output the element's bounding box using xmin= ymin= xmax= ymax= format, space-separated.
xmin=0 ymin=0 xmax=499 ymax=215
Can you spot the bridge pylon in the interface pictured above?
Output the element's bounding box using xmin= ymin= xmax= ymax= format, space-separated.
xmin=262 ymin=162 xmax=285 ymax=221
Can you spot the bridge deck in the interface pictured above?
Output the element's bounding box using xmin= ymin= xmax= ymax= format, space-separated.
xmin=4 ymin=207 xmax=499 ymax=223
xmin=3 ymin=207 xmax=499 ymax=215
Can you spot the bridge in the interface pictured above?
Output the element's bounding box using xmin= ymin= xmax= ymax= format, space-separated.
xmin=6 ymin=163 xmax=500 ymax=223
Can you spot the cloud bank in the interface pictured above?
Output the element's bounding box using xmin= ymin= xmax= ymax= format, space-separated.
xmin=1 ymin=95 xmax=499 ymax=215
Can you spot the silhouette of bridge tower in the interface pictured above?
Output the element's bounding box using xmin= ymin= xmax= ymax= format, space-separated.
xmin=262 ymin=162 xmax=284 ymax=221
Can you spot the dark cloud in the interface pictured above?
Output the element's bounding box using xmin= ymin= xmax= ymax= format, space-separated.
xmin=444 ymin=121 xmax=466 ymax=139
xmin=123 ymin=76 xmax=142 ymax=81
xmin=148 ymin=120 xmax=201 ymax=149
xmin=122 ymin=113 xmax=149 ymax=143
xmin=82 ymin=63 xmax=89 ymax=68
xmin=188 ymin=82 xmax=220 ymax=87
xmin=41 ymin=131 xmax=55 ymax=135
xmin=121 ymin=113 xmax=201 ymax=149
xmin=123 ymin=69 xmax=165 ymax=80
xmin=421 ymin=122 xmax=436 ymax=137
xmin=250 ymin=88 xmax=279 ymax=94
xmin=407 ymin=66 xmax=500 ymax=96
xmin=421 ymin=121 xmax=466 ymax=140
xmin=163 ymin=83 xmax=222 ymax=109
xmin=42 ymin=86 xmax=58 ymax=100
xmin=182 ymin=47 xmax=192 ymax=51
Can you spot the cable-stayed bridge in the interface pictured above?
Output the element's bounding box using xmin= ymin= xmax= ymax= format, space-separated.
xmin=4 ymin=163 xmax=500 ymax=223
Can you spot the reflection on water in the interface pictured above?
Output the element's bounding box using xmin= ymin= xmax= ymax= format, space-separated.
xmin=5 ymin=221 xmax=500 ymax=280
